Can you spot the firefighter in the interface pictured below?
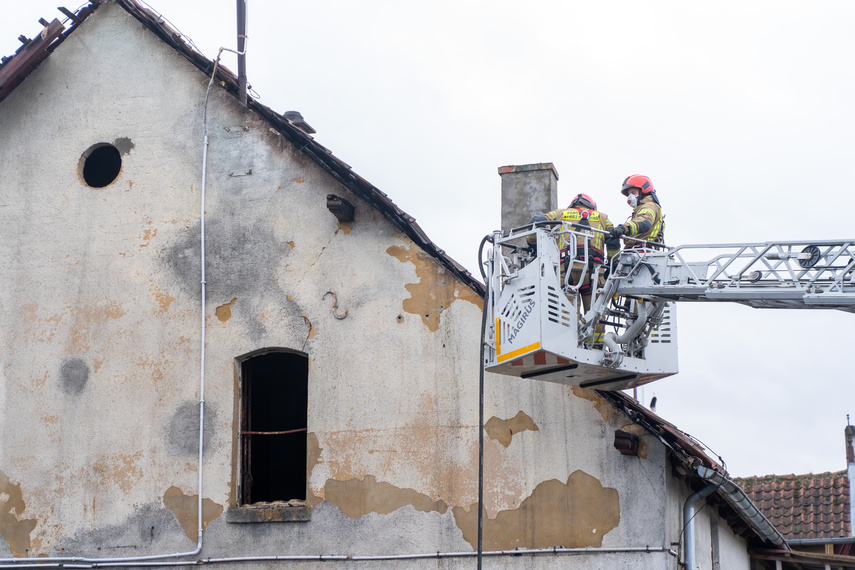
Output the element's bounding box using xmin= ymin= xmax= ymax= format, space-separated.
xmin=529 ymin=193 xmax=619 ymax=314
xmin=610 ymin=174 xmax=665 ymax=246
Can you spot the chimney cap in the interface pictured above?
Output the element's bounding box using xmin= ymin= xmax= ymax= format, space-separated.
xmin=498 ymin=163 xmax=559 ymax=180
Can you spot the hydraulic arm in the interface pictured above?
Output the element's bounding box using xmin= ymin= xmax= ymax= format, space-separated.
xmin=482 ymin=224 xmax=855 ymax=391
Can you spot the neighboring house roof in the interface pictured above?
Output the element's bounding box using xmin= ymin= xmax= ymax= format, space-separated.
xmin=734 ymin=471 xmax=851 ymax=541
xmin=0 ymin=0 xmax=485 ymax=297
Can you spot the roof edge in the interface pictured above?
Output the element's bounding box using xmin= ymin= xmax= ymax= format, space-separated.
xmin=598 ymin=390 xmax=789 ymax=549
xmin=696 ymin=465 xmax=788 ymax=549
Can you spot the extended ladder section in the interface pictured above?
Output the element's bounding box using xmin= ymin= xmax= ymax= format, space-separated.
xmin=602 ymin=240 xmax=855 ymax=310
xmin=483 ymin=225 xmax=855 ymax=391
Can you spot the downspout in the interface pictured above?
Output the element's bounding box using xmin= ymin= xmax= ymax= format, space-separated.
xmin=683 ymin=483 xmax=717 ymax=570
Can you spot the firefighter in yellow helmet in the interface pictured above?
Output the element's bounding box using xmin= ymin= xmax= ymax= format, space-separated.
xmin=610 ymin=174 xmax=665 ymax=246
xmin=529 ymin=193 xmax=619 ymax=314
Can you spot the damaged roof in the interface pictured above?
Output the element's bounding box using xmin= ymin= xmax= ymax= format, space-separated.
xmin=0 ymin=0 xmax=484 ymax=297
xmin=600 ymin=390 xmax=790 ymax=550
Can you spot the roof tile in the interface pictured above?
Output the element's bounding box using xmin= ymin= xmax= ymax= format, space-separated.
xmin=735 ymin=471 xmax=851 ymax=540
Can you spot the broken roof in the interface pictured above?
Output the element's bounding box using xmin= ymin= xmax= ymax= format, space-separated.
xmin=600 ymin=390 xmax=789 ymax=550
xmin=0 ymin=0 xmax=484 ymax=297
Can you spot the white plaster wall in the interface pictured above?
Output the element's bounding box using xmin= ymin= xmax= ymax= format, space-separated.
xmin=0 ymin=3 xmax=710 ymax=566
xmin=714 ymin=515 xmax=752 ymax=570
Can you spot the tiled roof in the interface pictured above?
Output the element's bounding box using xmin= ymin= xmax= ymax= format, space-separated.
xmin=735 ymin=471 xmax=851 ymax=540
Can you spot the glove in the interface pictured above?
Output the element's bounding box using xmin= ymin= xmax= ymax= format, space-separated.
xmin=610 ymin=225 xmax=627 ymax=238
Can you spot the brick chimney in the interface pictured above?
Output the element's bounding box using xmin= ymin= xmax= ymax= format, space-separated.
xmin=847 ymin=420 xmax=855 ymax=536
xmin=498 ymin=163 xmax=559 ymax=233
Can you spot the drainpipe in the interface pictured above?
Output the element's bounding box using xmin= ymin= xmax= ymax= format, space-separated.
xmin=683 ymin=483 xmax=717 ymax=570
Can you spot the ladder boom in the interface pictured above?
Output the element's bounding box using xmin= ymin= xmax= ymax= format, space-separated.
xmin=483 ymin=226 xmax=855 ymax=391
xmin=609 ymin=240 xmax=855 ymax=311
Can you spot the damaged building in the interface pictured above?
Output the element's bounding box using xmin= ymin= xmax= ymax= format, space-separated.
xmin=0 ymin=1 xmax=843 ymax=568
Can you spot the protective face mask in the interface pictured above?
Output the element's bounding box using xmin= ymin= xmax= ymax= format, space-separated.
xmin=627 ymin=194 xmax=638 ymax=207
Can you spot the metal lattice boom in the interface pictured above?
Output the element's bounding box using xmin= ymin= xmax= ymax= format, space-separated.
xmin=610 ymin=240 xmax=855 ymax=311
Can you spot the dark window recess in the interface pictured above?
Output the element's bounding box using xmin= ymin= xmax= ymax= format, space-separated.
xmin=240 ymin=351 xmax=308 ymax=505
xmin=82 ymin=144 xmax=122 ymax=188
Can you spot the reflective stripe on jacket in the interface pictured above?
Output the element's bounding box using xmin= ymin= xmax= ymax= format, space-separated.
xmin=624 ymin=195 xmax=664 ymax=243
xmin=544 ymin=207 xmax=614 ymax=255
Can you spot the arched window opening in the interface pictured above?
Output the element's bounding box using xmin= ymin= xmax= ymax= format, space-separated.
xmin=239 ymin=350 xmax=308 ymax=505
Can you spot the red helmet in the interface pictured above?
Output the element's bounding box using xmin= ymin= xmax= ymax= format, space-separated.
xmin=621 ymin=175 xmax=654 ymax=196
xmin=569 ymin=193 xmax=597 ymax=210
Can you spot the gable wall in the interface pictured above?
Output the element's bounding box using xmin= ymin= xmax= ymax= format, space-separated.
xmin=0 ymin=3 xmax=730 ymax=567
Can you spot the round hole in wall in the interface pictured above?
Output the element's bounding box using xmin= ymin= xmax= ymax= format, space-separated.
xmin=80 ymin=143 xmax=122 ymax=188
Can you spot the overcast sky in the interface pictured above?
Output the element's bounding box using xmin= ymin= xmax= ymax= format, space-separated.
xmin=2 ymin=0 xmax=853 ymax=478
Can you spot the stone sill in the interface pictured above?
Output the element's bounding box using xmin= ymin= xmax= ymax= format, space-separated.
xmin=227 ymin=503 xmax=311 ymax=523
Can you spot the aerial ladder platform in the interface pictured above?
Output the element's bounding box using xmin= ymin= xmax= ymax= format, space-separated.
xmin=482 ymin=223 xmax=855 ymax=391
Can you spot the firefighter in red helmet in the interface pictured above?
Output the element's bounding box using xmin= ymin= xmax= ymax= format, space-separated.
xmin=610 ymin=175 xmax=665 ymax=245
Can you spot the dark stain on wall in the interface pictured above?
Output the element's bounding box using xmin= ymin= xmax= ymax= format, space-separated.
xmin=59 ymin=357 xmax=89 ymax=395
xmin=165 ymin=217 xmax=281 ymax=298
xmin=164 ymin=401 xmax=216 ymax=457
xmin=59 ymin=501 xmax=180 ymax=554
xmin=113 ymin=137 xmax=135 ymax=156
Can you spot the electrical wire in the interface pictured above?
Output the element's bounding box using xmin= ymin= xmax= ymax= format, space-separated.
xmin=475 ymin=233 xmax=492 ymax=570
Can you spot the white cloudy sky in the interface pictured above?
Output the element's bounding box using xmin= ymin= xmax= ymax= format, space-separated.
xmin=2 ymin=0 xmax=853 ymax=478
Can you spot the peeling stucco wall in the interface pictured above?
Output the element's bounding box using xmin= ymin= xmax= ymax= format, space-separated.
xmin=484 ymin=411 xmax=539 ymax=447
xmin=453 ymin=470 xmax=620 ymax=550
xmin=162 ymin=487 xmax=224 ymax=542
xmin=0 ymin=469 xmax=37 ymax=557
xmin=0 ymin=2 xmax=700 ymax=566
xmin=386 ymin=242 xmax=481 ymax=331
xmin=325 ymin=475 xmax=449 ymax=518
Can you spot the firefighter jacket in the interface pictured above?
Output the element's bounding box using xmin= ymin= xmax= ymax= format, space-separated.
xmin=544 ymin=207 xmax=615 ymax=261
xmin=624 ymin=195 xmax=664 ymax=244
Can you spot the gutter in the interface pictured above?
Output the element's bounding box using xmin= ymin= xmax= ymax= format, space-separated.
xmin=787 ymin=536 xmax=855 ymax=546
xmin=696 ymin=465 xmax=788 ymax=549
